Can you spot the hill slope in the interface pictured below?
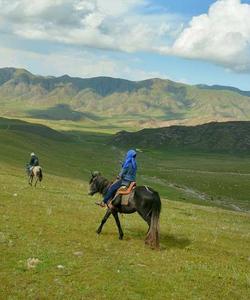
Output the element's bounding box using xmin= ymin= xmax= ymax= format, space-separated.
xmin=0 ymin=117 xmax=69 ymax=141
xmin=112 ymin=121 xmax=250 ymax=153
xmin=0 ymin=67 xmax=250 ymax=126
xmin=0 ymin=118 xmax=249 ymax=299
xmin=1 ymin=117 xmax=250 ymax=212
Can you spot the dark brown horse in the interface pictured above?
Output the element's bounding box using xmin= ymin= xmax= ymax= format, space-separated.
xmin=88 ymin=172 xmax=161 ymax=249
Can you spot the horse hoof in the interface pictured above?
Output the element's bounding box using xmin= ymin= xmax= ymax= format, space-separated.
xmin=96 ymin=230 xmax=101 ymax=235
xmin=119 ymin=235 xmax=123 ymax=240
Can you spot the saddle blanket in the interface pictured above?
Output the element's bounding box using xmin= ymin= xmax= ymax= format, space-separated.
xmin=120 ymin=190 xmax=135 ymax=206
xmin=112 ymin=182 xmax=136 ymax=206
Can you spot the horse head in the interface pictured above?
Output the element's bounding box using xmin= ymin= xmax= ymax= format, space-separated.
xmin=88 ymin=171 xmax=101 ymax=195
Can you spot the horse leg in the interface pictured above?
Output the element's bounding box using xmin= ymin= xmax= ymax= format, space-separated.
xmin=137 ymin=210 xmax=151 ymax=230
xmin=112 ymin=211 xmax=124 ymax=240
xmin=96 ymin=209 xmax=112 ymax=235
xmin=29 ymin=175 xmax=33 ymax=186
xmin=34 ymin=177 xmax=38 ymax=187
xmin=137 ymin=209 xmax=159 ymax=249
xmin=144 ymin=214 xmax=154 ymax=246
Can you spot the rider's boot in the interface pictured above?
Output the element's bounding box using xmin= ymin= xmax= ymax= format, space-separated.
xmin=95 ymin=201 xmax=106 ymax=207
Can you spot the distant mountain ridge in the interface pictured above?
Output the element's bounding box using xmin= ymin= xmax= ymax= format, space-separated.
xmin=0 ymin=67 xmax=151 ymax=96
xmin=197 ymin=84 xmax=250 ymax=97
xmin=0 ymin=67 xmax=250 ymax=126
xmin=112 ymin=121 xmax=250 ymax=153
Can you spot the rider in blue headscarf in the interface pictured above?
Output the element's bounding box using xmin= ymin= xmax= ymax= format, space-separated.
xmin=119 ymin=149 xmax=137 ymax=185
xmin=97 ymin=149 xmax=137 ymax=207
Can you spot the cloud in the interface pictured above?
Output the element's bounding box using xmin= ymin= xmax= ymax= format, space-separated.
xmin=160 ymin=0 xmax=250 ymax=72
xmin=0 ymin=46 xmax=170 ymax=81
xmin=0 ymin=0 xmax=179 ymax=52
xmin=1 ymin=0 xmax=249 ymax=73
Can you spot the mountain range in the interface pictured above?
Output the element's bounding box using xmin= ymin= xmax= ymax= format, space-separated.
xmin=0 ymin=67 xmax=250 ymax=127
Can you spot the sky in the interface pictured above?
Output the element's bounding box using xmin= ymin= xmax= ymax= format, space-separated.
xmin=0 ymin=0 xmax=250 ymax=90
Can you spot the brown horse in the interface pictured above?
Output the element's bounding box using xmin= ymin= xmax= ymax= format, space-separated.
xmin=28 ymin=166 xmax=43 ymax=187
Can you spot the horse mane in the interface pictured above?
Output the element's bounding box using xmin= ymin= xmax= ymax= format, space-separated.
xmin=96 ymin=175 xmax=111 ymax=195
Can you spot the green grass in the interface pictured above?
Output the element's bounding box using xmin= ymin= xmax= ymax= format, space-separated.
xmin=0 ymin=163 xmax=249 ymax=299
xmin=139 ymin=150 xmax=250 ymax=211
xmin=18 ymin=116 xmax=140 ymax=134
xmin=0 ymin=118 xmax=250 ymax=299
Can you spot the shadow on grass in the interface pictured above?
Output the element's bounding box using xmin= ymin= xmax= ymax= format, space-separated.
xmin=114 ymin=226 xmax=191 ymax=250
xmin=28 ymin=104 xmax=101 ymax=121
xmin=93 ymin=227 xmax=191 ymax=251
xmin=91 ymin=214 xmax=191 ymax=250
xmin=159 ymin=233 xmax=191 ymax=250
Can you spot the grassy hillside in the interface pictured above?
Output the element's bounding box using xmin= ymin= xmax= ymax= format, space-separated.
xmin=0 ymin=67 xmax=250 ymax=127
xmin=0 ymin=119 xmax=249 ymax=299
xmin=0 ymin=117 xmax=69 ymax=141
xmin=112 ymin=121 xmax=250 ymax=153
xmin=1 ymin=117 xmax=250 ymax=211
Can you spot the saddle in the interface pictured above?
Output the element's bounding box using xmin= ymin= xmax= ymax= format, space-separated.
xmin=112 ymin=182 xmax=136 ymax=206
xmin=117 ymin=182 xmax=136 ymax=195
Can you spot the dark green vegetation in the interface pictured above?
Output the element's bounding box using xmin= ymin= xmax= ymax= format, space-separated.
xmin=1 ymin=67 xmax=250 ymax=127
xmin=29 ymin=104 xmax=100 ymax=121
xmin=112 ymin=121 xmax=250 ymax=153
xmin=0 ymin=117 xmax=250 ymax=299
xmin=0 ymin=117 xmax=69 ymax=141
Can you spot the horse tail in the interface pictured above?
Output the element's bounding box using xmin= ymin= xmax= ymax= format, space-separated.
xmin=39 ymin=168 xmax=43 ymax=181
xmin=145 ymin=191 xmax=161 ymax=249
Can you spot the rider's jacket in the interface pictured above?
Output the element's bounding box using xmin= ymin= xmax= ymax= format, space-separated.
xmin=119 ymin=161 xmax=136 ymax=186
xmin=30 ymin=156 xmax=39 ymax=166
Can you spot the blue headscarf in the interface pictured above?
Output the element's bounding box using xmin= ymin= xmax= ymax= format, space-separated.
xmin=122 ymin=149 xmax=137 ymax=169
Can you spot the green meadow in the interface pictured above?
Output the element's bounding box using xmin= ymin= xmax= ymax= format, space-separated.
xmin=0 ymin=118 xmax=250 ymax=299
